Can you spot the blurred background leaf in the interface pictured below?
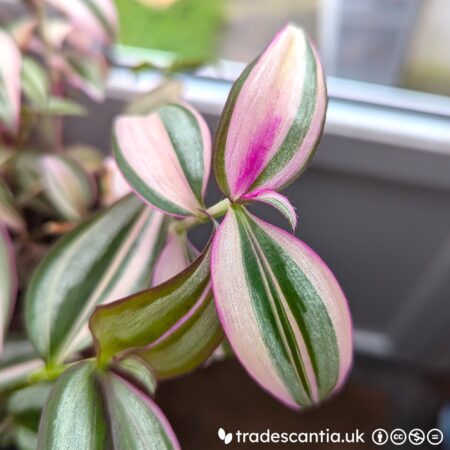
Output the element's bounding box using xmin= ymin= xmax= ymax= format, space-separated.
xmin=114 ymin=0 xmax=224 ymax=62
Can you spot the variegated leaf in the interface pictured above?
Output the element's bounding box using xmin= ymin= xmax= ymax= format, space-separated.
xmin=152 ymin=229 xmax=198 ymax=286
xmin=44 ymin=97 xmax=87 ymax=116
xmin=214 ymin=24 xmax=327 ymax=200
xmin=113 ymin=102 xmax=211 ymax=217
xmin=21 ymin=57 xmax=49 ymax=109
xmin=211 ymin=206 xmax=352 ymax=409
xmin=0 ymin=339 xmax=43 ymax=391
xmin=90 ymin=240 xmax=223 ymax=379
xmin=67 ymin=145 xmax=104 ymax=174
xmin=6 ymin=384 xmax=52 ymax=450
xmin=40 ymin=154 xmax=95 ymax=221
xmin=37 ymin=361 xmax=179 ymax=449
xmin=0 ymin=226 xmax=17 ymax=354
xmin=45 ymin=0 xmax=117 ymax=46
xmin=242 ymin=189 xmax=297 ymax=231
xmin=112 ymin=354 xmax=157 ymax=397
xmin=25 ymin=195 xmax=168 ymax=364
xmin=0 ymin=29 xmax=21 ymax=132
xmin=0 ymin=178 xmax=25 ymax=232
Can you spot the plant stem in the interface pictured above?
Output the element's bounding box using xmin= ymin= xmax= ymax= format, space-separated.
xmin=173 ymin=198 xmax=230 ymax=234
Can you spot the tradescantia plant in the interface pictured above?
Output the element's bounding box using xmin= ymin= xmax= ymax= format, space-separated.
xmin=0 ymin=13 xmax=353 ymax=450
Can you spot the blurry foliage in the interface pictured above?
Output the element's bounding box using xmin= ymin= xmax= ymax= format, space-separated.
xmin=114 ymin=0 xmax=224 ymax=62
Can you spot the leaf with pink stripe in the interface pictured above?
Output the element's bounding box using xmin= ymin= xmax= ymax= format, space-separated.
xmin=90 ymin=239 xmax=223 ymax=379
xmin=211 ymin=206 xmax=352 ymax=409
xmin=214 ymin=24 xmax=327 ymax=200
xmin=114 ymin=102 xmax=212 ymax=217
xmin=0 ymin=29 xmax=21 ymax=133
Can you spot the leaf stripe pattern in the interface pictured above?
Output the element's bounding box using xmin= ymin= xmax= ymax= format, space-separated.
xmin=45 ymin=0 xmax=117 ymax=45
xmin=40 ymin=154 xmax=96 ymax=221
xmin=0 ymin=29 xmax=21 ymax=132
xmin=38 ymin=362 xmax=180 ymax=449
xmin=90 ymin=240 xmax=223 ymax=378
xmin=211 ymin=206 xmax=352 ymax=409
xmin=114 ymin=102 xmax=211 ymax=217
xmin=25 ymin=195 xmax=168 ymax=363
xmin=213 ymin=24 xmax=327 ymax=200
xmin=0 ymin=225 xmax=17 ymax=354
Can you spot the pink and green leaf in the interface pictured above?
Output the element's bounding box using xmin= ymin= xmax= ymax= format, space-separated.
xmin=112 ymin=354 xmax=157 ymax=397
xmin=152 ymin=229 xmax=198 ymax=286
xmin=0 ymin=29 xmax=21 ymax=133
xmin=90 ymin=240 xmax=223 ymax=378
xmin=242 ymin=189 xmax=297 ymax=231
xmin=0 ymin=225 xmax=17 ymax=354
xmin=211 ymin=206 xmax=352 ymax=409
xmin=25 ymin=195 xmax=168 ymax=363
xmin=214 ymin=24 xmax=327 ymax=200
xmin=45 ymin=0 xmax=117 ymax=46
xmin=40 ymin=154 xmax=96 ymax=221
xmin=101 ymin=155 xmax=132 ymax=205
xmin=113 ymin=102 xmax=211 ymax=217
xmin=37 ymin=361 xmax=179 ymax=449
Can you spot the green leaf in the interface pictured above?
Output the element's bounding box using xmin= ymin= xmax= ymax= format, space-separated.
xmin=101 ymin=371 xmax=179 ymax=449
xmin=37 ymin=361 xmax=180 ymax=449
xmin=0 ymin=226 xmax=17 ymax=354
xmin=90 ymin=239 xmax=223 ymax=378
xmin=0 ymin=339 xmax=43 ymax=392
xmin=7 ymin=383 xmax=52 ymax=418
xmin=21 ymin=57 xmax=49 ymax=109
xmin=112 ymin=354 xmax=156 ymax=397
xmin=0 ymin=177 xmax=25 ymax=232
xmin=44 ymin=97 xmax=87 ymax=116
xmin=37 ymin=362 xmax=107 ymax=450
xmin=66 ymin=145 xmax=104 ymax=174
xmin=25 ymin=195 xmax=168 ymax=364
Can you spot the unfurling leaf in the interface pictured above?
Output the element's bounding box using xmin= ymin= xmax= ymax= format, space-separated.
xmin=0 ymin=178 xmax=25 ymax=232
xmin=214 ymin=24 xmax=327 ymax=200
xmin=0 ymin=225 xmax=17 ymax=354
xmin=40 ymin=154 xmax=95 ymax=221
xmin=0 ymin=29 xmax=21 ymax=132
xmin=112 ymin=354 xmax=157 ymax=397
xmin=25 ymin=195 xmax=168 ymax=363
xmin=242 ymin=189 xmax=297 ymax=231
xmin=90 ymin=240 xmax=223 ymax=379
xmin=37 ymin=362 xmax=180 ymax=449
xmin=211 ymin=206 xmax=352 ymax=409
xmin=113 ymin=102 xmax=211 ymax=217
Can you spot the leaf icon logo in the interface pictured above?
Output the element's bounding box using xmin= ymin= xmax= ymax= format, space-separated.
xmin=218 ymin=428 xmax=233 ymax=445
